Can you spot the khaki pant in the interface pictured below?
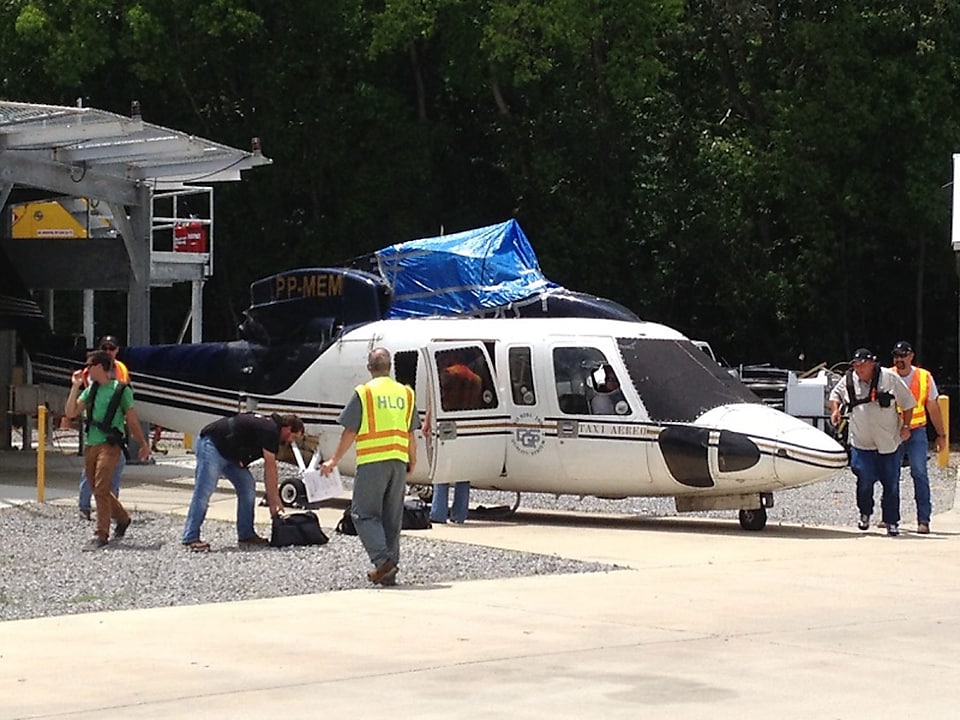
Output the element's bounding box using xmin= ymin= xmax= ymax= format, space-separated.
xmin=83 ymin=443 xmax=129 ymax=540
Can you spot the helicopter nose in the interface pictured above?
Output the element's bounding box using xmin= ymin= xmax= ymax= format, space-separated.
xmin=772 ymin=415 xmax=848 ymax=485
xmin=696 ymin=403 xmax=847 ymax=488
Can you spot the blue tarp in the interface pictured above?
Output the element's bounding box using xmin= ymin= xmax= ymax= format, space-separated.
xmin=376 ymin=219 xmax=557 ymax=319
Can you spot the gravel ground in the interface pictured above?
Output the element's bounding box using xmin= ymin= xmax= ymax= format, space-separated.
xmin=1 ymin=457 xmax=954 ymax=623
xmin=0 ymin=504 xmax=618 ymax=623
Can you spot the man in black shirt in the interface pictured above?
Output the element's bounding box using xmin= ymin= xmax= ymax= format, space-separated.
xmin=181 ymin=412 xmax=304 ymax=551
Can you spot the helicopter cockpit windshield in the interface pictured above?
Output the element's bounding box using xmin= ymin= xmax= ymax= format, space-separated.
xmin=618 ymin=337 xmax=760 ymax=423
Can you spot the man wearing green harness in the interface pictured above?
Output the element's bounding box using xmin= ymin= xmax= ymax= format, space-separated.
xmin=65 ymin=351 xmax=150 ymax=549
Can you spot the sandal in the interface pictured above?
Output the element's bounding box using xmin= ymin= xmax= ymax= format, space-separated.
xmin=183 ymin=540 xmax=211 ymax=552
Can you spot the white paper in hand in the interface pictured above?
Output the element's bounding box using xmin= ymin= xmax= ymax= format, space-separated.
xmin=302 ymin=468 xmax=343 ymax=502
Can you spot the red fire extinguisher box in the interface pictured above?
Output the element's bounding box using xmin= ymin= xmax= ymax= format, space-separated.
xmin=173 ymin=222 xmax=208 ymax=252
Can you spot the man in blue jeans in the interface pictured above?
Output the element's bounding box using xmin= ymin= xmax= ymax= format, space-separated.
xmin=890 ymin=341 xmax=947 ymax=534
xmin=431 ymin=481 xmax=471 ymax=524
xmin=828 ymin=348 xmax=915 ymax=536
xmin=181 ymin=412 xmax=304 ymax=552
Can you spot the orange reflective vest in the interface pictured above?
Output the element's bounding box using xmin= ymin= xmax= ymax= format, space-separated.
xmin=355 ymin=376 xmax=414 ymax=465
xmin=115 ymin=359 xmax=130 ymax=384
xmin=82 ymin=359 xmax=130 ymax=386
xmin=891 ymin=366 xmax=930 ymax=428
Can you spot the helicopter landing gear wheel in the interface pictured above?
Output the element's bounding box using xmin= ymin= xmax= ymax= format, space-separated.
xmin=739 ymin=506 xmax=767 ymax=531
xmin=279 ymin=478 xmax=306 ymax=508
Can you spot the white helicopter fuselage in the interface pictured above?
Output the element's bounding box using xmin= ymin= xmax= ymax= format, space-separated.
xmin=129 ymin=316 xmax=847 ymax=514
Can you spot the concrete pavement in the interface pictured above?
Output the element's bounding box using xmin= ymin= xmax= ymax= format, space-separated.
xmin=3 ymin=447 xmax=960 ymax=718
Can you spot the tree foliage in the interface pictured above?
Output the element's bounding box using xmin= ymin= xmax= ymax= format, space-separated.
xmin=1 ymin=0 xmax=959 ymax=382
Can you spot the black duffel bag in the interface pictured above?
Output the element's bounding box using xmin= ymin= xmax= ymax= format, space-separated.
xmin=336 ymin=501 xmax=431 ymax=534
xmin=270 ymin=511 xmax=329 ymax=547
xmin=402 ymin=499 xmax=432 ymax=530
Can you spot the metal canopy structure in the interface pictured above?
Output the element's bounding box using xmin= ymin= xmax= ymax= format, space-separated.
xmin=0 ymin=100 xmax=270 ymax=200
xmin=0 ymin=99 xmax=271 ymax=342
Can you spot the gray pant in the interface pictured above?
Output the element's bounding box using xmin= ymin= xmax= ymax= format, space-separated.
xmin=351 ymin=459 xmax=406 ymax=568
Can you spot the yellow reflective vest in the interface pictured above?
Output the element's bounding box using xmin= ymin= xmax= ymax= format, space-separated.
xmin=355 ymin=376 xmax=415 ymax=465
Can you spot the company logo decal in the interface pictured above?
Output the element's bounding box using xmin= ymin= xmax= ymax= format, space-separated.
xmin=512 ymin=412 xmax=545 ymax=455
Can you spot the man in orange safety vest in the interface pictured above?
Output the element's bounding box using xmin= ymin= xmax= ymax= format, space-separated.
xmin=890 ymin=341 xmax=947 ymax=534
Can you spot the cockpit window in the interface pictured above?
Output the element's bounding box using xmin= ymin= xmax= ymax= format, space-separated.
xmin=617 ymin=338 xmax=760 ymax=422
xmin=552 ymin=347 xmax=631 ymax=415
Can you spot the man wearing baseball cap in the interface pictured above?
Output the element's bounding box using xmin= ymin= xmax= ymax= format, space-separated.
xmin=77 ymin=335 xmax=130 ymax=520
xmin=828 ymin=347 xmax=916 ymax=536
xmin=890 ymin=341 xmax=947 ymax=534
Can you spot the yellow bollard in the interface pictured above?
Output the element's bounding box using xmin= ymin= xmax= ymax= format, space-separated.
xmin=937 ymin=395 xmax=950 ymax=467
xmin=36 ymin=405 xmax=46 ymax=502
xmin=183 ymin=433 xmax=193 ymax=452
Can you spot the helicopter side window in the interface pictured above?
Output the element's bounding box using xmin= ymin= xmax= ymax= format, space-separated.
xmin=394 ymin=350 xmax=418 ymax=388
xmin=435 ymin=347 xmax=497 ymax=412
xmin=509 ymin=346 xmax=536 ymax=405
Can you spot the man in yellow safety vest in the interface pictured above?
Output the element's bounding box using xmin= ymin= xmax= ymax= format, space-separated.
xmin=891 ymin=341 xmax=947 ymax=534
xmin=321 ymin=347 xmax=419 ymax=586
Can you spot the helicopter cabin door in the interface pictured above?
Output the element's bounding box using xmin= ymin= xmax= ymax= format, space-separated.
xmin=420 ymin=342 xmax=509 ymax=485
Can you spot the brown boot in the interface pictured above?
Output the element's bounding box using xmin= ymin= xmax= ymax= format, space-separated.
xmin=367 ymin=559 xmax=397 ymax=584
